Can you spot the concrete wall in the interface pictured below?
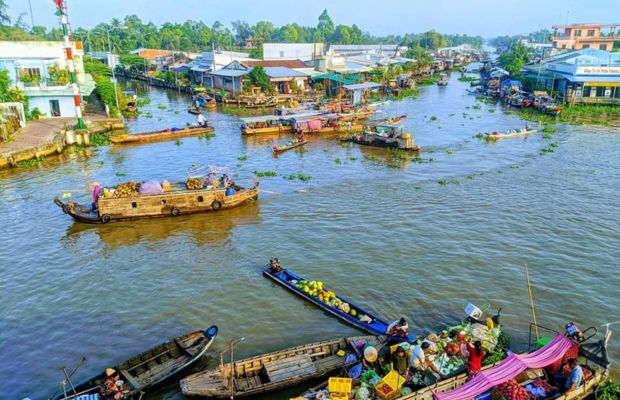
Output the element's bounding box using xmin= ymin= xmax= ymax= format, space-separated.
xmin=29 ymin=96 xmax=75 ymax=118
xmin=263 ymin=43 xmax=324 ymax=61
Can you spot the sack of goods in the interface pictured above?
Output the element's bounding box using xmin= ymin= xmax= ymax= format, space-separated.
xmin=186 ymin=177 xmax=204 ymax=190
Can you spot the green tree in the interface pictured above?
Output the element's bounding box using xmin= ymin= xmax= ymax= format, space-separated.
xmin=497 ymin=42 xmax=531 ymax=77
xmin=317 ymin=9 xmax=334 ymax=40
xmin=0 ymin=0 xmax=10 ymax=26
xmin=332 ymin=25 xmax=352 ymax=44
xmin=253 ymin=21 xmax=274 ymax=45
xmin=232 ymin=20 xmax=252 ymax=43
xmin=248 ymin=66 xmax=269 ymax=91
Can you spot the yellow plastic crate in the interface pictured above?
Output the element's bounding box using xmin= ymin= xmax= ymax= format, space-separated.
xmin=330 ymin=394 xmax=348 ymax=400
xmin=328 ymin=377 xmax=352 ymax=394
xmin=383 ymin=370 xmax=406 ymax=390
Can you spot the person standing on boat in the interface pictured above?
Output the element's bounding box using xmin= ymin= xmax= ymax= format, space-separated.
xmin=298 ymin=129 xmax=305 ymax=143
xmin=196 ymin=113 xmax=207 ymax=128
xmin=391 ymin=345 xmax=411 ymax=377
xmin=465 ymin=340 xmax=485 ymax=377
xmin=92 ymin=182 xmax=101 ymax=212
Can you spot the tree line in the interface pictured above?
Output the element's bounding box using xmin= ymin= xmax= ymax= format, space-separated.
xmin=0 ymin=5 xmax=483 ymax=56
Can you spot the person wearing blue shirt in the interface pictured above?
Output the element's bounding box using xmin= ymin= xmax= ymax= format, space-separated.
xmin=564 ymin=358 xmax=583 ymax=396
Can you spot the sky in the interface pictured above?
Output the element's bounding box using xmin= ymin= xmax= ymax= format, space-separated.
xmin=6 ymin=0 xmax=619 ymax=37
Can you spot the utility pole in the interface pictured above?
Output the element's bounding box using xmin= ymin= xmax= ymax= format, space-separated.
xmin=28 ymin=0 xmax=35 ymax=28
xmin=52 ymin=0 xmax=87 ymax=129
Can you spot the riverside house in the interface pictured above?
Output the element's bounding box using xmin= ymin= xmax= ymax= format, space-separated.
xmin=0 ymin=41 xmax=95 ymax=118
xmin=204 ymin=61 xmax=309 ymax=94
xmin=521 ymin=48 xmax=620 ymax=105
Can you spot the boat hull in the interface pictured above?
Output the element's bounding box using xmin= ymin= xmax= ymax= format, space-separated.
xmin=180 ymin=335 xmax=379 ymax=398
xmin=342 ymin=136 xmax=421 ymax=151
xmin=264 ymin=268 xmax=415 ymax=342
xmin=273 ymin=140 xmax=308 ymax=153
xmin=110 ymin=127 xmax=214 ymax=144
xmin=51 ymin=327 xmax=218 ymax=400
xmin=485 ymin=129 xmax=537 ymax=140
xmin=54 ymin=186 xmax=259 ymax=224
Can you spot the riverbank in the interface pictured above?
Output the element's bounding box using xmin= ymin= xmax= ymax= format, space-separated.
xmin=0 ymin=116 xmax=124 ymax=168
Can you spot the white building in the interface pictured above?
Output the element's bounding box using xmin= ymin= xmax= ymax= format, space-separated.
xmin=0 ymin=41 xmax=94 ymax=118
xmin=263 ymin=43 xmax=325 ymax=62
xmin=188 ymin=50 xmax=254 ymax=84
xmin=328 ymin=44 xmax=407 ymax=57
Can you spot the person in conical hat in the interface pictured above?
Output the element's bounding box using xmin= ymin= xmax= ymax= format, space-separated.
xmin=105 ymin=368 xmax=116 ymax=377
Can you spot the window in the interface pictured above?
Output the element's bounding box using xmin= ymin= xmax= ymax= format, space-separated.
xmin=582 ymin=44 xmax=590 ymax=49
xmin=575 ymin=29 xmax=582 ymax=37
xmin=49 ymin=100 xmax=61 ymax=117
xmin=197 ymin=196 xmax=204 ymax=202
xmin=587 ymin=30 xmax=595 ymax=37
xmin=19 ymin=68 xmax=41 ymax=83
xmin=161 ymin=199 xmax=166 ymax=204
xmin=600 ymin=44 xmax=608 ymax=51
xmin=132 ymin=202 xmax=137 ymax=208
xmin=562 ymin=44 xmax=567 ymax=49
xmin=279 ymin=51 xmax=285 ymax=58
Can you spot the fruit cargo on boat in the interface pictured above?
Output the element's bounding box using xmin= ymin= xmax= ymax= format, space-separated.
xmin=50 ymin=326 xmax=218 ymax=400
xmin=263 ymin=266 xmax=416 ymax=342
xmin=54 ymin=174 xmax=259 ymax=224
xmin=180 ymin=335 xmax=382 ymax=398
xmin=110 ymin=126 xmax=214 ymax=144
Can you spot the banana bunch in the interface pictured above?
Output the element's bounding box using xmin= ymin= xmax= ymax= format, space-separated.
xmin=113 ymin=181 xmax=140 ymax=197
xmin=186 ymin=177 xmax=204 ymax=190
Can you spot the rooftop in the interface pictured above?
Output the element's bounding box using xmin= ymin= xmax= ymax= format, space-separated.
xmin=243 ymin=59 xmax=307 ymax=68
xmin=264 ymin=66 xmax=309 ymax=78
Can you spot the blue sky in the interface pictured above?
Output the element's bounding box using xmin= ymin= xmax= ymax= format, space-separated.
xmin=7 ymin=0 xmax=618 ymax=37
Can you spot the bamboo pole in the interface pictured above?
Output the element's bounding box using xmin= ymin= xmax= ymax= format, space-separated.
xmin=525 ymin=264 xmax=540 ymax=340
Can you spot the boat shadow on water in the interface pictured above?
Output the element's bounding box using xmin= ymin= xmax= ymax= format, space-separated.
xmin=63 ymin=201 xmax=261 ymax=249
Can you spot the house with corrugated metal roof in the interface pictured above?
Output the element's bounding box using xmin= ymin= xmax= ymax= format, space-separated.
xmin=521 ymin=48 xmax=620 ymax=104
xmin=204 ymin=61 xmax=310 ymax=94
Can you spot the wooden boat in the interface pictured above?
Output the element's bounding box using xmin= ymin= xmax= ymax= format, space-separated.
xmin=485 ymin=128 xmax=537 ymax=140
xmin=240 ymin=115 xmax=295 ymax=136
xmin=272 ymin=140 xmax=308 ymax=154
xmin=54 ymin=182 xmax=259 ymax=224
xmin=437 ymin=72 xmax=448 ymax=86
xmin=297 ymin=322 xmax=611 ymax=400
xmin=341 ymin=122 xmax=420 ymax=151
xmin=110 ymin=126 xmax=214 ymax=144
xmin=180 ymin=335 xmax=382 ymax=398
xmin=50 ymin=326 xmax=218 ymax=400
xmin=263 ymin=267 xmax=416 ymax=342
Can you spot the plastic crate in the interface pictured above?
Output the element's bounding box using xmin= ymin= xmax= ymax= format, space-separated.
xmin=382 ymin=370 xmax=405 ymax=390
xmin=375 ymin=382 xmax=398 ymax=400
xmin=329 ymin=377 xmax=352 ymax=394
xmin=330 ymin=394 xmax=349 ymax=400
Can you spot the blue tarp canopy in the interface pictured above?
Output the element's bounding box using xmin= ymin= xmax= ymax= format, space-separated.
xmin=501 ymin=80 xmax=522 ymax=87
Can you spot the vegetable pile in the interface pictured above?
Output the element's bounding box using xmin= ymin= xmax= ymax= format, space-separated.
xmin=495 ymin=380 xmax=529 ymax=400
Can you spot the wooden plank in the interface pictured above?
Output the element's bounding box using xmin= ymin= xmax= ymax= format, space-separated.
xmin=120 ymin=369 xmax=143 ymax=390
xmin=269 ymin=364 xmax=316 ymax=383
xmin=264 ymin=354 xmax=316 ymax=383
xmin=313 ymin=355 xmax=343 ymax=372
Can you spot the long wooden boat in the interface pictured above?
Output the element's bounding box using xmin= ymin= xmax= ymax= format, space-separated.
xmin=272 ymin=140 xmax=308 ymax=154
xmin=54 ymin=183 xmax=259 ymax=224
xmin=485 ymin=128 xmax=537 ymax=140
xmin=297 ymin=115 xmax=406 ymax=135
xmin=110 ymin=126 xmax=214 ymax=144
xmin=50 ymin=326 xmax=218 ymax=400
xmin=297 ymin=323 xmax=610 ymax=400
xmin=240 ymin=110 xmax=376 ymax=136
xmin=180 ymin=335 xmax=382 ymax=398
xmin=263 ymin=267 xmax=416 ymax=342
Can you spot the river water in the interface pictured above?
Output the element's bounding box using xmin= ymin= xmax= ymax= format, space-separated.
xmin=1 ymin=73 xmax=619 ymax=400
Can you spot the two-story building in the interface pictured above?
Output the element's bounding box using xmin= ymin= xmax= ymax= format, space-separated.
xmin=521 ymin=48 xmax=620 ymax=105
xmin=552 ymin=23 xmax=619 ymax=51
xmin=0 ymin=41 xmax=95 ymax=118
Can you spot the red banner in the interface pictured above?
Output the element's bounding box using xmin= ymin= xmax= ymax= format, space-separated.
xmin=53 ymin=0 xmax=64 ymax=9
